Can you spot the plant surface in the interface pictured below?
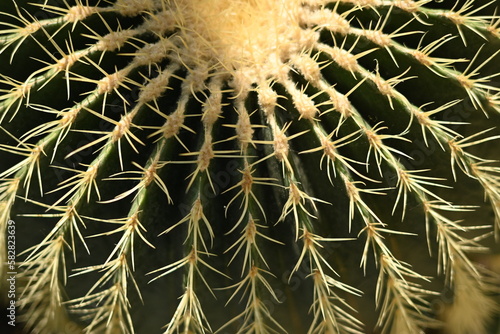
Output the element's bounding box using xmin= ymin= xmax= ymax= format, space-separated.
xmin=1 ymin=0 xmax=500 ymax=333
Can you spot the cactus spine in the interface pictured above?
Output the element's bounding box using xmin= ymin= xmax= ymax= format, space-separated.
xmin=0 ymin=0 xmax=500 ymax=333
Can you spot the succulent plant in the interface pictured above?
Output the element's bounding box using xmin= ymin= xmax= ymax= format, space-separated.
xmin=1 ymin=0 xmax=500 ymax=333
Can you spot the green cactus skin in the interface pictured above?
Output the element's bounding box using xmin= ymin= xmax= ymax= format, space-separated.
xmin=1 ymin=0 xmax=500 ymax=333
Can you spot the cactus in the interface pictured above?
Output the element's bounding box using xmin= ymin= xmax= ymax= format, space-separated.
xmin=1 ymin=0 xmax=500 ymax=333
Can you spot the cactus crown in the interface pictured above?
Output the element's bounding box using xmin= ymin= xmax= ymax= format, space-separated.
xmin=0 ymin=0 xmax=500 ymax=333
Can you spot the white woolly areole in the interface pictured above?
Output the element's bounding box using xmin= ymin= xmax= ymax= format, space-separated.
xmin=169 ymin=0 xmax=308 ymax=89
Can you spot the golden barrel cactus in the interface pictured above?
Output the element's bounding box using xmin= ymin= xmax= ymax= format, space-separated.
xmin=0 ymin=0 xmax=500 ymax=333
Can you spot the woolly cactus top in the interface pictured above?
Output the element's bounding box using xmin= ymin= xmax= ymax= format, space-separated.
xmin=0 ymin=0 xmax=499 ymax=333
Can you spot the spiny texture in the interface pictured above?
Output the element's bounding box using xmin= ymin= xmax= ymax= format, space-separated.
xmin=0 ymin=0 xmax=500 ymax=333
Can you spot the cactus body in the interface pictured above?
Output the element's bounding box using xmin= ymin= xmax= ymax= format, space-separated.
xmin=0 ymin=0 xmax=500 ymax=333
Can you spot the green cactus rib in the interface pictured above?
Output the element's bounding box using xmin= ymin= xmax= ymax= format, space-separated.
xmin=0 ymin=0 xmax=500 ymax=333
